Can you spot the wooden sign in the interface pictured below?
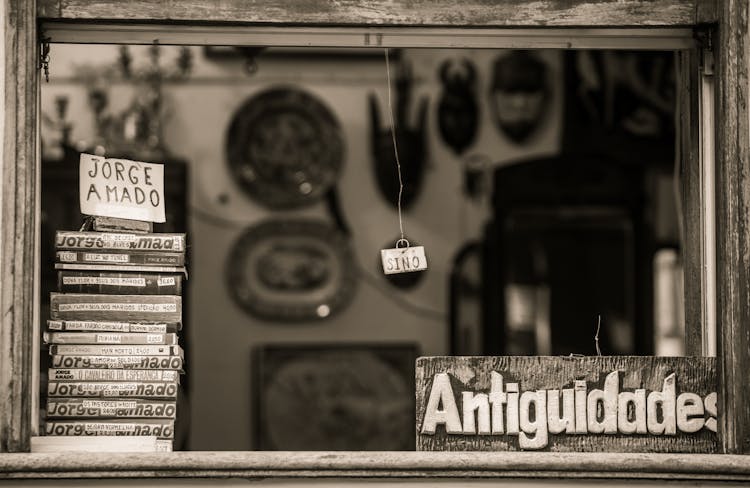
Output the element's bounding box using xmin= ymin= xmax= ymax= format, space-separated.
xmin=79 ymin=154 xmax=166 ymax=223
xmin=381 ymin=245 xmax=428 ymax=274
xmin=416 ymin=356 xmax=717 ymax=453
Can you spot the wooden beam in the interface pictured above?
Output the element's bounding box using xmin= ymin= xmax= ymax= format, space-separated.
xmin=36 ymin=0 xmax=700 ymax=27
xmin=715 ymin=0 xmax=750 ymax=454
xmin=40 ymin=23 xmax=696 ymax=49
xmin=679 ymin=48 xmax=704 ymax=357
xmin=2 ymin=451 xmax=750 ymax=480
xmin=0 ymin=0 xmax=38 ymax=452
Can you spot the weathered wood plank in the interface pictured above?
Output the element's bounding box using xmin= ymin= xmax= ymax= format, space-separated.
xmin=678 ymin=48 xmax=704 ymax=357
xmin=2 ymin=451 xmax=750 ymax=480
xmin=715 ymin=0 xmax=750 ymax=455
xmin=696 ymin=0 xmax=718 ymax=24
xmin=37 ymin=0 xmax=699 ymax=27
xmin=0 ymin=0 xmax=38 ymax=453
xmin=39 ymin=24 xmax=696 ymax=49
xmin=416 ymin=356 xmax=717 ymax=453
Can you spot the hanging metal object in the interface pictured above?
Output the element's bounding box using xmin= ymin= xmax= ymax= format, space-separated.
xmin=39 ymin=35 xmax=51 ymax=83
xmin=437 ymin=58 xmax=479 ymax=155
xmin=237 ymin=47 xmax=263 ymax=75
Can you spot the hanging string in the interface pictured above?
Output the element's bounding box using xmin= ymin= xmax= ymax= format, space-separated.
xmin=384 ymin=49 xmax=407 ymax=248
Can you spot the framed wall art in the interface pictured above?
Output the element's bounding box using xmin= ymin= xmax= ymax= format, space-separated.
xmin=253 ymin=343 xmax=419 ymax=450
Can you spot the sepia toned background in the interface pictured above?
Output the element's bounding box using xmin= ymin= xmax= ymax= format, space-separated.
xmin=39 ymin=44 xmax=681 ymax=451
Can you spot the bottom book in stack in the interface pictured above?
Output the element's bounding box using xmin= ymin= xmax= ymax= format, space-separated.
xmin=31 ymin=435 xmax=168 ymax=453
xmin=41 ymin=327 xmax=183 ymax=452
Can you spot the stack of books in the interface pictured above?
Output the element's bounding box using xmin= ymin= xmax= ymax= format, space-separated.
xmin=35 ymin=217 xmax=186 ymax=453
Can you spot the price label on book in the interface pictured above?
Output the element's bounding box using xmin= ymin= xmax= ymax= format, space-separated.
xmin=79 ymin=154 xmax=166 ymax=223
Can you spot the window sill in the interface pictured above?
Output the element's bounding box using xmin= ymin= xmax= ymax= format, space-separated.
xmin=0 ymin=452 xmax=749 ymax=481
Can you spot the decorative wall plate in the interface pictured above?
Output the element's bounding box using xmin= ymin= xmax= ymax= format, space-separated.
xmin=226 ymin=219 xmax=357 ymax=321
xmin=226 ymin=87 xmax=344 ymax=209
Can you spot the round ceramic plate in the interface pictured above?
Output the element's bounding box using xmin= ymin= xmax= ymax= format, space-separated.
xmin=226 ymin=87 xmax=344 ymax=209
xmin=226 ymin=219 xmax=357 ymax=321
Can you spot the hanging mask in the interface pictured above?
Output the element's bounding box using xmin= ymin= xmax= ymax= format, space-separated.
xmin=369 ymin=58 xmax=428 ymax=210
xmin=489 ymin=51 xmax=549 ymax=144
xmin=437 ymin=58 xmax=479 ymax=155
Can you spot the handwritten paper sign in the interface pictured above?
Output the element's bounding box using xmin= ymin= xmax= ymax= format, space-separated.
xmin=416 ymin=356 xmax=717 ymax=453
xmin=79 ymin=154 xmax=166 ymax=223
xmin=381 ymin=245 xmax=428 ymax=274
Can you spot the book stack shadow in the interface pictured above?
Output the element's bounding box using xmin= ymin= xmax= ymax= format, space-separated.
xmin=33 ymin=218 xmax=187 ymax=453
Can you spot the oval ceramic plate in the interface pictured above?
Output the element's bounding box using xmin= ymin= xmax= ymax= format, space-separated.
xmin=227 ymin=219 xmax=357 ymax=321
xmin=226 ymin=87 xmax=344 ymax=208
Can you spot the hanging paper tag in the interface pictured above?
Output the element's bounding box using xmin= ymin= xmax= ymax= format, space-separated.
xmin=381 ymin=241 xmax=428 ymax=275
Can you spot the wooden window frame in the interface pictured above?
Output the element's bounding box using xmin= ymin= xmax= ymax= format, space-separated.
xmin=2 ymin=0 xmax=750 ymax=481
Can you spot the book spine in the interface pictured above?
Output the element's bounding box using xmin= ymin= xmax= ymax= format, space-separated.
xmin=44 ymin=419 xmax=175 ymax=439
xmin=50 ymin=355 xmax=184 ymax=370
xmin=56 ymin=251 xmax=184 ymax=267
xmin=56 ymin=231 xmax=186 ymax=252
xmin=47 ymin=320 xmax=181 ymax=333
xmin=31 ymin=435 xmax=164 ymax=453
xmin=49 ymin=293 xmax=181 ymax=322
xmin=47 ymin=381 xmax=179 ymax=399
xmin=46 ymin=399 xmax=177 ymax=419
xmin=48 ymin=368 xmax=180 ymax=382
xmin=91 ymin=216 xmax=153 ymax=234
xmin=55 ymin=263 xmax=187 ymax=273
xmin=44 ymin=332 xmax=178 ymax=345
xmin=48 ymin=344 xmax=182 ymax=356
xmin=57 ymin=271 xmax=183 ymax=295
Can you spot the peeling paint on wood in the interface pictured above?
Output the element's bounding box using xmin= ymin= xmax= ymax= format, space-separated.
xmin=696 ymin=0 xmax=718 ymax=24
xmin=37 ymin=0 xmax=700 ymax=27
xmin=716 ymin=0 xmax=750 ymax=455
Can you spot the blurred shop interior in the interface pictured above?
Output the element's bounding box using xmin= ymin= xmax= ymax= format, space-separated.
xmin=39 ymin=44 xmax=684 ymax=451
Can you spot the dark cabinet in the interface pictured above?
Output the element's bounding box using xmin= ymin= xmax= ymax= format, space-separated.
xmin=481 ymin=155 xmax=652 ymax=356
